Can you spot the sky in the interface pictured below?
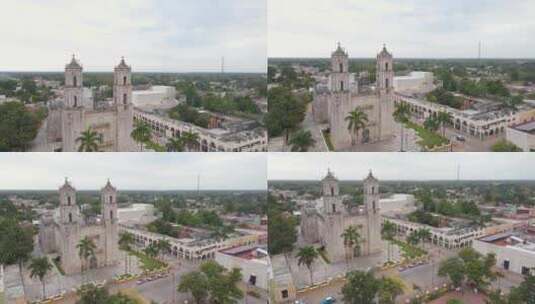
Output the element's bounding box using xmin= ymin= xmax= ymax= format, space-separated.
xmin=268 ymin=0 xmax=535 ymax=58
xmin=268 ymin=153 xmax=535 ymax=181
xmin=0 ymin=153 xmax=266 ymax=190
xmin=0 ymin=0 xmax=266 ymax=73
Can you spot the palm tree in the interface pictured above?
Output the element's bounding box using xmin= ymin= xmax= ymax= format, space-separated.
xmin=77 ymin=237 xmax=96 ymax=283
xmin=156 ymin=239 xmax=172 ymax=260
xmin=131 ymin=121 xmax=152 ymax=151
xmin=417 ymin=228 xmax=431 ymax=250
xmin=345 ymin=108 xmax=369 ymax=145
xmin=381 ymin=221 xmax=397 ymax=262
xmin=424 ymin=116 xmax=440 ymax=133
xmin=393 ymin=102 xmax=411 ymax=152
xmin=296 ymin=246 xmax=319 ymax=285
xmin=180 ymin=131 xmax=200 ymax=152
xmin=341 ymin=225 xmax=364 ymax=265
xmin=28 ymin=257 xmax=52 ymax=300
xmin=436 ymin=111 xmax=452 ymax=137
xmin=118 ymin=232 xmax=134 ymax=274
xmin=166 ymin=137 xmax=184 ymax=152
xmin=289 ymin=130 xmax=316 ymax=152
xmin=144 ymin=243 xmax=160 ymax=258
xmin=76 ymin=127 xmax=103 ymax=152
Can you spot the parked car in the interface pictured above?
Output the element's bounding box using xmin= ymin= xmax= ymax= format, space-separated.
xmin=320 ymin=296 xmax=336 ymax=304
xmin=455 ymin=135 xmax=466 ymax=142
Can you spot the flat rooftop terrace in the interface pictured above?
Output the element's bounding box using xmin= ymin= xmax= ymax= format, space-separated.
xmin=512 ymin=120 xmax=535 ymax=134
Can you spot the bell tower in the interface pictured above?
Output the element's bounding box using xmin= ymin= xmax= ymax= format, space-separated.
xmin=321 ymin=169 xmax=344 ymax=214
xmin=376 ymin=45 xmax=395 ymax=140
xmin=101 ymin=179 xmax=119 ymax=266
xmin=363 ymin=170 xmax=382 ymax=255
xmin=376 ymin=45 xmax=394 ymax=95
xmin=64 ymin=55 xmax=83 ymax=108
xmin=330 ymin=43 xmax=350 ymax=93
xmin=113 ymin=57 xmax=132 ymax=107
xmin=57 ymin=178 xmax=82 ymax=274
xmin=58 ymin=178 xmax=80 ymax=225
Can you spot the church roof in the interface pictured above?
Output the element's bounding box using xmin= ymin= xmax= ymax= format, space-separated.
xmin=115 ymin=57 xmax=131 ymax=70
xmin=364 ymin=170 xmax=379 ymax=183
xmin=65 ymin=55 xmax=82 ymax=69
xmin=59 ymin=178 xmax=76 ymax=192
xmin=332 ymin=42 xmax=348 ymax=57
xmin=102 ymin=179 xmax=117 ymax=191
xmin=378 ymin=44 xmax=392 ymax=57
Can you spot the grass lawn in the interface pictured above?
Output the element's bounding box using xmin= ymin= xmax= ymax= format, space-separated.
xmin=405 ymin=121 xmax=449 ymax=149
xmin=392 ymin=239 xmax=427 ymax=260
xmin=321 ymin=129 xmax=334 ymax=151
xmin=129 ymin=250 xmax=167 ymax=273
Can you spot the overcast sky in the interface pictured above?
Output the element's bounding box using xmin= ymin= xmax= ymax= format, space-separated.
xmin=268 ymin=0 xmax=535 ymax=58
xmin=0 ymin=153 xmax=266 ymax=190
xmin=268 ymin=153 xmax=535 ymax=181
xmin=0 ymin=0 xmax=266 ymax=73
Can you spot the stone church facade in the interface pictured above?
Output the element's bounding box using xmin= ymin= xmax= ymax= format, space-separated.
xmin=38 ymin=179 xmax=120 ymax=275
xmin=300 ymin=170 xmax=383 ymax=263
xmin=43 ymin=56 xmax=135 ymax=152
xmin=312 ymin=44 xmax=396 ymax=150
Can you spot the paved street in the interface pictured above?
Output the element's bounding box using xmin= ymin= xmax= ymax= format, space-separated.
xmin=290 ymin=243 xmax=526 ymax=304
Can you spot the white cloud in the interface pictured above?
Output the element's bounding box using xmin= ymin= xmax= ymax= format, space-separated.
xmin=268 ymin=153 xmax=535 ymax=181
xmin=0 ymin=0 xmax=266 ymax=72
xmin=268 ymin=0 xmax=535 ymax=58
xmin=0 ymin=153 xmax=267 ymax=190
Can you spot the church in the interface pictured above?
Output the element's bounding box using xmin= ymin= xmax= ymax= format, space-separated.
xmin=38 ymin=179 xmax=120 ymax=275
xmin=312 ymin=44 xmax=396 ymax=150
xmin=43 ymin=56 xmax=135 ymax=152
xmin=300 ymin=170 xmax=383 ymax=263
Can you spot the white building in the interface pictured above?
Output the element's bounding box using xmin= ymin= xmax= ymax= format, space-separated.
xmin=506 ymin=120 xmax=535 ymax=152
xmin=215 ymin=245 xmax=269 ymax=290
xmin=117 ymin=204 xmax=156 ymax=225
xmin=120 ymin=225 xmax=266 ymax=262
xmin=473 ymin=228 xmax=535 ymax=275
xmin=379 ymin=194 xmax=416 ymax=214
xmin=134 ymin=109 xmax=267 ymax=152
xmin=383 ymin=216 xmax=523 ymax=249
xmin=394 ymin=71 xmax=435 ymax=94
xmin=133 ymin=86 xmax=177 ymax=109
xmin=396 ymin=93 xmax=535 ymax=140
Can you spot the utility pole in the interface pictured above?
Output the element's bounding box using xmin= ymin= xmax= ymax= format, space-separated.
xmin=221 ymin=57 xmax=225 ymax=74
xmin=478 ymin=41 xmax=482 ymax=66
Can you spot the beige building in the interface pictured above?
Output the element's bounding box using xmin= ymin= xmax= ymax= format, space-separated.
xmin=215 ymin=245 xmax=269 ymax=290
xmin=300 ymin=170 xmax=383 ymax=262
xmin=37 ymin=56 xmax=135 ymax=152
xmin=38 ymin=179 xmax=120 ymax=275
xmin=473 ymin=226 xmax=535 ymax=275
xmin=133 ymin=109 xmax=267 ymax=152
xmin=120 ymin=225 xmax=265 ymax=262
xmin=312 ymin=44 xmax=395 ymax=150
xmin=506 ymin=120 xmax=535 ymax=151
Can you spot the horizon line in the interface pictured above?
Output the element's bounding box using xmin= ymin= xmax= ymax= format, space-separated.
xmin=268 ymin=178 xmax=535 ymax=182
xmin=268 ymin=56 xmax=535 ymax=60
xmin=0 ymin=188 xmax=267 ymax=192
